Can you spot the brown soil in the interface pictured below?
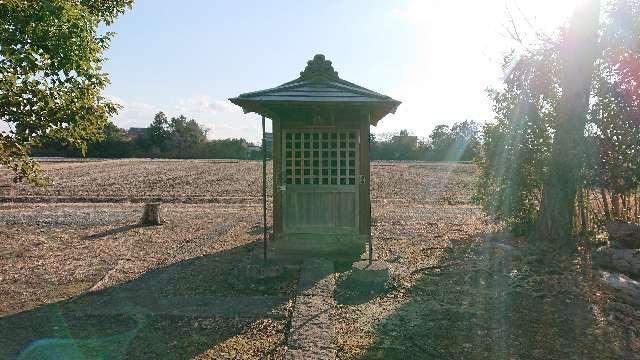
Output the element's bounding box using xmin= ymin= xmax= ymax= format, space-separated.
xmin=0 ymin=159 xmax=270 ymax=202
xmin=0 ymin=160 xmax=637 ymax=359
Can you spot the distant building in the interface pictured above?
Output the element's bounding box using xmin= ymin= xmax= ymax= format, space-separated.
xmin=124 ymin=127 xmax=148 ymax=141
xmin=392 ymin=134 xmax=418 ymax=148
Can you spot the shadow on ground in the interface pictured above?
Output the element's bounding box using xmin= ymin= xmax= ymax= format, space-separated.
xmin=357 ymin=234 xmax=636 ymax=360
xmin=0 ymin=240 xmax=299 ymax=359
xmin=82 ymin=224 xmax=145 ymax=240
xmin=335 ymin=263 xmax=390 ymax=305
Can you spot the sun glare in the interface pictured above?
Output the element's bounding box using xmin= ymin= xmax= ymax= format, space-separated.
xmin=381 ymin=0 xmax=586 ymax=137
xmin=515 ymin=0 xmax=585 ymax=36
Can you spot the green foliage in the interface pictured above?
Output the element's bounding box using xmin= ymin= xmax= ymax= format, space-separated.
xmin=147 ymin=111 xmax=171 ymax=155
xmin=0 ymin=0 xmax=133 ymax=185
xmin=0 ymin=135 xmax=48 ymax=185
xmin=587 ymin=57 xmax=640 ymax=195
xmin=475 ymin=43 xmax=560 ymax=234
xmin=371 ymin=130 xmax=420 ymax=160
xmin=428 ymin=125 xmax=453 ymax=160
xmin=476 ymin=0 xmax=640 ymax=233
xmin=33 ymin=112 xmax=252 ymax=160
xmin=166 ymin=115 xmax=208 ymax=157
xmin=87 ymin=122 xmax=133 ymax=157
xmin=586 ymin=0 xmax=640 ymax=196
xmin=199 ymin=138 xmax=250 ymax=159
xmin=371 ymin=121 xmax=480 ymax=161
xmin=429 ymin=121 xmax=480 ymax=161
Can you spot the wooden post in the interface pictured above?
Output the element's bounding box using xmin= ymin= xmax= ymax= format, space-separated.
xmin=141 ymin=202 xmax=162 ymax=226
xmin=367 ymin=112 xmax=373 ymax=264
xmin=272 ymin=118 xmax=282 ymax=235
xmin=262 ymin=115 xmax=268 ymax=261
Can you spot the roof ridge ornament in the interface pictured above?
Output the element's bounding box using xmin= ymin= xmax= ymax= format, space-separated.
xmin=299 ymin=54 xmax=339 ymax=81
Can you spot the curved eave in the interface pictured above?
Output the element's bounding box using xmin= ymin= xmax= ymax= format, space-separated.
xmin=228 ymin=98 xmax=401 ymax=126
xmin=240 ymin=76 xmax=391 ymax=100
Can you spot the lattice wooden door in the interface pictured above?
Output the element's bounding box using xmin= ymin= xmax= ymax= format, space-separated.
xmin=282 ymin=130 xmax=359 ymax=234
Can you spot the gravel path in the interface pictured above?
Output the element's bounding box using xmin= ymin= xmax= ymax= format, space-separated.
xmin=286 ymin=259 xmax=337 ymax=360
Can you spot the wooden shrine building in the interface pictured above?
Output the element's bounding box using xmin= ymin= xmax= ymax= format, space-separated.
xmin=230 ymin=54 xmax=400 ymax=255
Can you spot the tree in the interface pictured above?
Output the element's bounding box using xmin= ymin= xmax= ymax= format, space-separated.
xmin=583 ymin=0 xmax=640 ymax=222
xmin=88 ymin=122 xmax=133 ymax=158
xmin=167 ymin=115 xmax=207 ymax=158
xmin=476 ymin=0 xmax=640 ymax=237
xmin=531 ymin=0 xmax=601 ymax=246
xmin=147 ymin=111 xmax=170 ymax=156
xmin=102 ymin=122 xmax=126 ymax=141
xmin=428 ymin=125 xmax=452 ymax=160
xmin=426 ymin=122 xmax=479 ymax=161
xmin=203 ymin=138 xmax=249 ymax=159
xmin=0 ymin=0 xmax=133 ymax=185
xmin=449 ymin=121 xmax=480 ymax=161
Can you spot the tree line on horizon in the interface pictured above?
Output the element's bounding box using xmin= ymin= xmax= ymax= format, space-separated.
xmin=32 ymin=112 xmax=253 ymax=160
xmin=371 ymin=120 xmax=479 ymax=162
xmin=33 ymin=112 xmax=481 ymax=162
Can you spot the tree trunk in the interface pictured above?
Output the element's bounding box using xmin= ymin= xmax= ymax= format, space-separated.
xmin=141 ymin=202 xmax=162 ymax=226
xmin=578 ymin=188 xmax=589 ymax=234
xmin=621 ymin=194 xmax=629 ymax=220
xmin=531 ymin=0 xmax=601 ymax=247
xmin=612 ymin=194 xmax=621 ymax=219
xmin=601 ymin=188 xmax=611 ymax=221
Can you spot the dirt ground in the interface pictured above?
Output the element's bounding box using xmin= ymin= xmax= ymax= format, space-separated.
xmin=0 ymin=160 xmax=637 ymax=359
xmin=0 ymin=159 xmax=269 ymax=202
xmin=0 ymin=159 xmax=472 ymax=204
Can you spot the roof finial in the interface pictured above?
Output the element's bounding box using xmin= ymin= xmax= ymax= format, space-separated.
xmin=300 ymin=54 xmax=339 ymax=80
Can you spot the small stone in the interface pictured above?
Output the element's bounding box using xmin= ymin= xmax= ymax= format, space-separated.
xmin=614 ymin=259 xmax=629 ymax=269
xmin=599 ymin=271 xmax=640 ymax=294
xmin=623 ymin=250 xmax=634 ymax=261
xmin=607 ymin=221 xmax=640 ymax=248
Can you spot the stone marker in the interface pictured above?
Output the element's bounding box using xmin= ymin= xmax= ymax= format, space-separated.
xmin=607 ymin=220 xmax=640 ymax=248
xmin=141 ymin=202 xmax=162 ymax=226
xmin=593 ymin=246 xmax=640 ymax=277
xmin=598 ymin=271 xmax=640 ymax=306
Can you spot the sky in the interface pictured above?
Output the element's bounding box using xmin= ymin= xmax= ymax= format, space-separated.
xmin=103 ymin=0 xmax=584 ymax=143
